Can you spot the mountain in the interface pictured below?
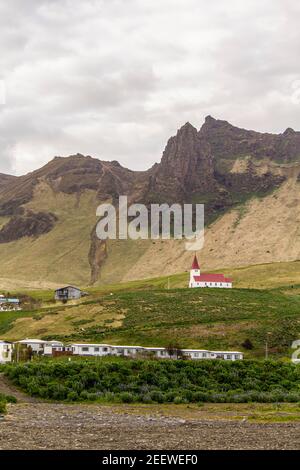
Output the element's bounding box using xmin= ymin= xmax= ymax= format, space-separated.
xmin=0 ymin=116 xmax=299 ymax=288
xmin=0 ymin=173 xmax=17 ymax=191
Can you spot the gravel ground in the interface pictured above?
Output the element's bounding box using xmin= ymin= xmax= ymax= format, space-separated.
xmin=1 ymin=374 xmax=300 ymax=450
xmin=0 ymin=402 xmax=300 ymax=450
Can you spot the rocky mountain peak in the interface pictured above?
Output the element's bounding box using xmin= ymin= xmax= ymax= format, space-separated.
xmin=177 ymin=121 xmax=197 ymax=133
xmin=148 ymin=122 xmax=215 ymax=200
xmin=161 ymin=122 xmax=204 ymax=164
xmin=283 ymin=127 xmax=296 ymax=136
xmin=204 ymin=115 xmax=217 ymax=124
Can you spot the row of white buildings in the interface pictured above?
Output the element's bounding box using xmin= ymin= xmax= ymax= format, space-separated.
xmin=0 ymin=338 xmax=243 ymax=363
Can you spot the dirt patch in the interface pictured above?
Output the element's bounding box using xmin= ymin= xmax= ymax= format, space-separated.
xmin=0 ymin=373 xmax=37 ymax=403
xmin=4 ymin=304 xmax=125 ymax=340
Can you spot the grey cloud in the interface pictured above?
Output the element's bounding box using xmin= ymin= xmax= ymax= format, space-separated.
xmin=0 ymin=0 xmax=300 ymax=175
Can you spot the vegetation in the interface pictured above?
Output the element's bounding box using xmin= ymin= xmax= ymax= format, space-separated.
xmin=3 ymin=358 xmax=300 ymax=404
xmin=0 ymin=392 xmax=17 ymax=414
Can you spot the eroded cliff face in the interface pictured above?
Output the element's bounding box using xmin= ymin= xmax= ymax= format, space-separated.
xmin=147 ymin=122 xmax=216 ymax=200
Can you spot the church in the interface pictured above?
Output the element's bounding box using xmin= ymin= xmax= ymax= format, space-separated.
xmin=189 ymin=255 xmax=233 ymax=289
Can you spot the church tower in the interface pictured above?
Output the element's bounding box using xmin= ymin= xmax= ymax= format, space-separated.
xmin=189 ymin=254 xmax=200 ymax=287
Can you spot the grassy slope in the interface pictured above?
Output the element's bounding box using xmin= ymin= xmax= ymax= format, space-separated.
xmin=0 ymin=184 xmax=97 ymax=286
xmin=92 ymin=259 xmax=300 ymax=291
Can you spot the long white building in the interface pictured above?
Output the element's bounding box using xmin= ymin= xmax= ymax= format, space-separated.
xmin=1 ymin=338 xmax=243 ymax=361
xmin=63 ymin=343 xmax=243 ymax=361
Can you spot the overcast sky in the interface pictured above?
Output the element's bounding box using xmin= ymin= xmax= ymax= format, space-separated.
xmin=0 ymin=0 xmax=300 ymax=175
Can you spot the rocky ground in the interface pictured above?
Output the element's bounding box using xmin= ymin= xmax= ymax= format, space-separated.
xmin=1 ymin=403 xmax=300 ymax=450
xmin=1 ymin=374 xmax=300 ymax=450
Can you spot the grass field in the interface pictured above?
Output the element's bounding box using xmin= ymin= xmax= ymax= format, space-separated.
xmin=0 ymin=260 xmax=299 ymax=359
xmin=8 ymin=259 xmax=300 ymax=299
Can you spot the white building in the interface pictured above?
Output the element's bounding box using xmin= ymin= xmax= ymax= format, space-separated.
xmin=0 ymin=340 xmax=13 ymax=363
xmin=70 ymin=343 xmax=243 ymax=361
xmin=15 ymin=339 xmax=66 ymax=356
xmin=43 ymin=341 xmax=65 ymax=355
xmin=71 ymin=343 xmax=145 ymax=357
xmin=189 ymin=255 xmax=232 ymax=288
xmin=16 ymin=339 xmax=47 ymax=354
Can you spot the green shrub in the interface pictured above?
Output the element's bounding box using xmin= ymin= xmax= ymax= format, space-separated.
xmin=119 ymin=392 xmax=135 ymax=403
xmin=0 ymin=393 xmax=17 ymax=404
xmin=0 ymin=401 xmax=6 ymax=414
xmin=141 ymin=393 xmax=153 ymax=403
xmin=4 ymin=358 xmax=300 ymax=404
xmin=67 ymin=391 xmax=79 ymax=401
xmin=173 ymin=396 xmax=185 ymax=404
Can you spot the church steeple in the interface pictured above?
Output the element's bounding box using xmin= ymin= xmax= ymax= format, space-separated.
xmin=191 ymin=254 xmax=200 ymax=270
xmin=189 ymin=254 xmax=200 ymax=288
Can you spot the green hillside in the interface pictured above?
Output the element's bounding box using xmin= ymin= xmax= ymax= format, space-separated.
xmin=1 ymin=278 xmax=300 ymax=359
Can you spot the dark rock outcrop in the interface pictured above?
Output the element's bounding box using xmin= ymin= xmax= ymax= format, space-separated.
xmin=146 ymin=122 xmax=216 ymax=202
xmin=200 ymin=115 xmax=300 ymax=163
xmin=0 ymin=210 xmax=58 ymax=243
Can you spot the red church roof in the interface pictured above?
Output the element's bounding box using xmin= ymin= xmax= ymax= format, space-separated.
xmin=193 ymin=274 xmax=232 ymax=283
xmin=191 ymin=255 xmax=200 ymax=270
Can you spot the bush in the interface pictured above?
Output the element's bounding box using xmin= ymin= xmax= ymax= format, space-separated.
xmin=86 ymin=393 xmax=98 ymax=401
xmin=67 ymin=391 xmax=79 ymax=401
xmin=0 ymin=392 xmax=17 ymax=413
xmin=0 ymin=393 xmax=17 ymax=404
xmin=242 ymin=339 xmax=254 ymax=350
xmin=149 ymin=390 xmax=165 ymax=403
xmin=3 ymin=358 xmax=300 ymax=404
xmin=0 ymin=401 xmax=6 ymax=414
xmin=141 ymin=393 xmax=153 ymax=404
xmin=173 ymin=396 xmax=186 ymax=404
xmin=119 ymin=392 xmax=135 ymax=403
